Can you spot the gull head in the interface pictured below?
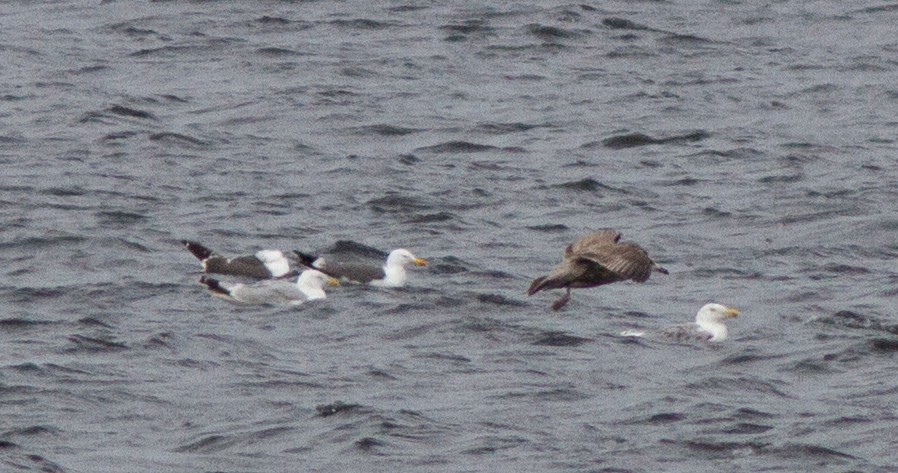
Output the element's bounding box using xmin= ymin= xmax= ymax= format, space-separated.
xmin=298 ymin=269 xmax=340 ymax=289
xmin=386 ymin=249 xmax=428 ymax=268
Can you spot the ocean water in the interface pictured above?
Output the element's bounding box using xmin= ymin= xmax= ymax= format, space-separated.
xmin=2 ymin=1 xmax=898 ymax=472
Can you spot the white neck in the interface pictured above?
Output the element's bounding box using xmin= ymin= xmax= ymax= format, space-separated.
xmin=375 ymin=264 xmax=407 ymax=288
xmin=301 ymin=287 xmax=326 ymax=300
xmin=697 ymin=320 xmax=728 ymax=341
xmin=296 ymin=273 xmax=327 ymax=300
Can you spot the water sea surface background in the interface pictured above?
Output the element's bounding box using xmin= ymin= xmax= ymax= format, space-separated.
xmin=2 ymin=1 xmax=898 ymax=472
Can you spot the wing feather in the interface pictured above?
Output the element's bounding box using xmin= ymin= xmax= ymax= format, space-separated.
xmin=232 ymin=280 xmax=302 ymax=304
xmin=323 ymin=262 xmax=386 ymax=283
xmin=661 ymin=323 xmax=712 ymax=342
xmin=577 ymin=244 xmax=654 ymax=282
xmin=566 ymin=230 xmax=622 ymax=258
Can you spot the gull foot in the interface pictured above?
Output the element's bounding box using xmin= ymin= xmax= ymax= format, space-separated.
xmin=551 ymin=289 xmax=571 ymax=311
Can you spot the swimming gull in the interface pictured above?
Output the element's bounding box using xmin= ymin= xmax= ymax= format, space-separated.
xmin=527 ymin=230 xmax=668 ymax=310
xmin=181 ymin=240 xmax=299 ymax=278
xmin=623 ymin=303 xmax=741 ymax=342
xmin=199 ymin=269 xmax=339 ymax=305
xmin=659 ymin=303 xmax=740 ymax=342
xmin=294 ymin=248 xmax=427 ymax=287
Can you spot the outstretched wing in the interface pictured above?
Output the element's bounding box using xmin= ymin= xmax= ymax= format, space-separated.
xmin=576 ymin=243 xmax=654 ymax=282
xmin=565 ymin=230 xmax=622 ymax=258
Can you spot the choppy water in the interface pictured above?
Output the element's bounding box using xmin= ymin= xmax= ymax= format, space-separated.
xmin=2 ymin=1 xmax=898 ymax=472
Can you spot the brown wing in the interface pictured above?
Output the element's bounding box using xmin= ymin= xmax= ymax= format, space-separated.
xmin=576 ymin=243 xmax=654 ymax=282
xmin=565 ymin=230 xmax=622 ymax=258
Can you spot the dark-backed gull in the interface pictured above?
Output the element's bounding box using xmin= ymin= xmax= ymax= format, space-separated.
xmin=527 ymin=230 xmax=668 ymax=310
xmin=181 ymin=240 xmax=299 ymax=278
xmin=199 ymin=269 xmax=339 ymax=305
xmin=294 ymin=248 xmax=427 ymax=287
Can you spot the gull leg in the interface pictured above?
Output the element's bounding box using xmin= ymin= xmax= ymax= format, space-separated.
xmin=551 ymin=288 xmax=572 ymax=311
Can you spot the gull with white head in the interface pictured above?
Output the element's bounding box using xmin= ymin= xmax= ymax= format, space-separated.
xmin=659 ymin=303 xmax=742 ymax=342
xmin=180 ymin=240 xmax=301 ymax=279
xmin=294 ymin=247 xmax=427 ymax=288
xmin=199 ymin=269 xmax=339 ymax=305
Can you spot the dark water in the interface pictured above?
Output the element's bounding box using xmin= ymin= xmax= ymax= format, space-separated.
xmin=2 ymin=1 xmax=898 ymax=472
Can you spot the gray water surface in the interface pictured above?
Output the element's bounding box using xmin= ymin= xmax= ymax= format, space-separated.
xmin=2 ymin=2 xmax=898 ymax=472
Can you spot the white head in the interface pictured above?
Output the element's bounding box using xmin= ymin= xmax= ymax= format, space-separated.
xmin=384 ymin=249 xmax=428 ymax=268
xmin=295 ymin=269 xmax=339 ymax=300
xmin=256 ymin=249 xmax=290 ymax=277
xmin=375 ymin=249 xmax=428 ymax=287
xmin=695 ymin=303 xmax=740 ymax=341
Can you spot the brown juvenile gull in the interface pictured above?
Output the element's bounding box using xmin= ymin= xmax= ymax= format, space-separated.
xmin=181 ymin=240 xmax=301 ymax=279
xmin=527 ymin=230 xmax=668 ymax=310
xmin=199 ymin=269 xmax=339 ymax=305
xmin=294 ymin=248 xmax=427 ymax=288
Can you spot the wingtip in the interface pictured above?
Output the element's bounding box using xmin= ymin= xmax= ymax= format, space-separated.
xmin=293 ymin=250 xmax=320 ymax=267
xmin=182 ymin=240 xmax=213 ymax=261
xmin=199 ymin=275 xmax=228 ymax=296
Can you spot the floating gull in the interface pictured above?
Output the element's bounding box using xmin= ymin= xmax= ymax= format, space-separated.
xmin=294 ymin=248 xmax=427 ymax=287
xmin=623 ymin=303 xmax=741 ymax=342
xmin=199 ymin=269 xmax=339 ymax=305
xmin=181 ymin=240 xmax=299 ymax=278
xmin=528 ymin=230 xmax=668 ymax=310
xmin=659 ymin=303 xmax=741 ymax=342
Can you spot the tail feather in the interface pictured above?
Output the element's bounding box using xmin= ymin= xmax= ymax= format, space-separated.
xmin=182 ymin=240 xmax=214 ymax=261
xmin=293 ymin=250 xmax=320 ymax=268
xmin=654 ymin=264 xmax=669 ymax=275
xmin=527 ymin=275 xmax=566 ymax=296
xmin=199 ymin=276 xmax=230 ymax=296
